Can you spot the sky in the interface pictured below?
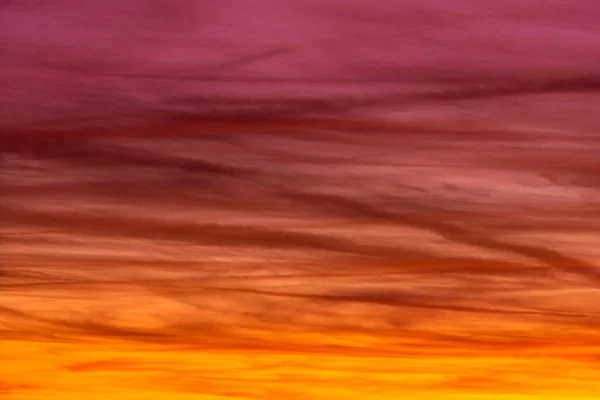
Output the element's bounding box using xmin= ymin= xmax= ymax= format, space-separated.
xmin=2 ymin=1 xmax=600 ymax=399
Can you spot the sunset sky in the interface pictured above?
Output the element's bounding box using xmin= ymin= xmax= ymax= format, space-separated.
xmin=2 ymin=1 xmax=600 ymax=399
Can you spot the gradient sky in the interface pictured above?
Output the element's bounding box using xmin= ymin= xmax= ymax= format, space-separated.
xmin=2 ymin=1 xmax=600 ymax=399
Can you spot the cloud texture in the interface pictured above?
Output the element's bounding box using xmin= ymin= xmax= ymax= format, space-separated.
xmin=2 ymin=1 xmax=600 ymax=399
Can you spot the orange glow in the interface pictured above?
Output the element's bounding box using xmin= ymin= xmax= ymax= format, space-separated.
xmin=2 ymin=338 xmax=600 ymax=399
